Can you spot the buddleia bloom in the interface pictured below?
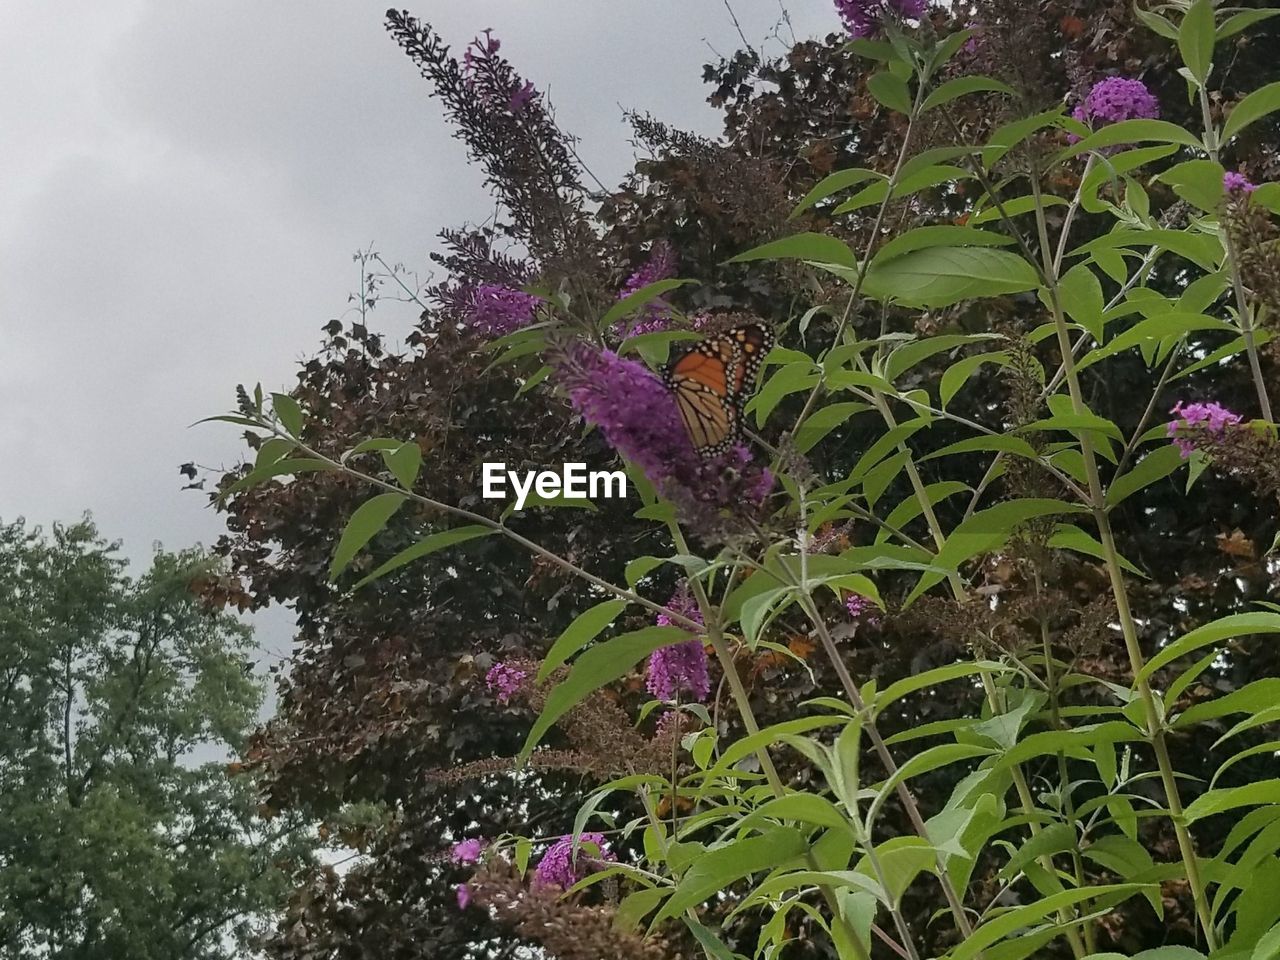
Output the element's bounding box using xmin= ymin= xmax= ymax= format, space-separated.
xmin=533 ymin=833 xmax=615 ymax=889
xmin=835 ymin=0 xmax=927 ymax=38
xmin=615 ymin=242 xmax=678 ymax=337
xmin=554 ymin=344 xmax=774 ymax=530
xmin=1069 ymin=77 xmax=1159 ymax=143
xmin=1224 ymin=171 xmax=1257 ymax=195
xmin=468 ymin=284 xmax=540 ymax=336
xmin=647 ymin=587 xmax=711 ymax=702
xmin=1167 ymin=400 xmax=1242 ymax=458
xmin=485 ymin=661 xmax=527 ymax=703
xmin=845 ymin=593 xmax=882 ymax=626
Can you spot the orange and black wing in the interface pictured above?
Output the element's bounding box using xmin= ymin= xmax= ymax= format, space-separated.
xmin=664 ymin=324 xmax=773 ymax=456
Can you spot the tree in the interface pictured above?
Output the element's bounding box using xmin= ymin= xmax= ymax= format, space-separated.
xmin=207 ymin=3 xmax=1280 ymax=958
xmin=0 ymin=517 xmax=312 ymax=959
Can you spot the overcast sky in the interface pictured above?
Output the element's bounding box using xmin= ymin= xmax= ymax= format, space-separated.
xmin=1 ymin=0 xmax=834 ymax=659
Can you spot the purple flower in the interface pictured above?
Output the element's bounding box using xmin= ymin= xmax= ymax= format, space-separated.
xmin=1224 ymin=171 xmax=1257 ymax=195
xmin=647 ymin=587 xmax=711 ymax=701
xmin=508 ymin=79 xmax=538 ymax=112
xmin=647 ymin=639 xmax=711 ymax=701
xmin=1167 ymin=401 xmax=1242 ymax=458
xmin=1069 ymin=77 xmax=1159 ymax=143
xmin=451 ymin=838 xmax=487 ymax=864
xmin=845 ymin=593 xmax=882 ymax=626
xmin=835 ymin=0 xmax=927 ymax=38
xmin=615 ymin=243 xmax=678 ymax=337
xmin=534 ymin=833 xmax=615 ymax=889
xmin=467 ymin=284 xmax=540 ymax=337
xmin=456 ymin=884 xmax=472 ymax=909
xmin=485 ymin=662 xmax=527 ymax=703
xmin=554 ymin=345 xmax=775 ymax=521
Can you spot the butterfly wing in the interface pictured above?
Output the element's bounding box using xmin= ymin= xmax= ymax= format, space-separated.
xmin=664 ymin=324 xmax=773 ymax=456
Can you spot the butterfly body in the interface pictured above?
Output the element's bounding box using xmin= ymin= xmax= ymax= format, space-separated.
xmin=663 ymin=324 xmax=773 ymax=456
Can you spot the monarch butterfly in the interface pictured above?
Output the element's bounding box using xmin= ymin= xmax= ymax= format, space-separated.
xmin=663 ymin=324 xmax=774 ymax=456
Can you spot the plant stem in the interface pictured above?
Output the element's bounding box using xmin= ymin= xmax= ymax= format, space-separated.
xmin=1029 ymin=173 xmax=1220 ymax=950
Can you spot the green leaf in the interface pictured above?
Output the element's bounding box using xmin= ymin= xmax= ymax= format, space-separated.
xmin=1106 ymin=444 xmax=1186 ymax=508
xmin=684 ymin=917 xmax=741 ymax=960
xmin=254 ymin=437 xmax=295 ymax=469
xmin=941 ymin=352 xmax=1010 ymax=410
xmin=1255 ymin=922 xmax=1280 ymax=960
xmin=329 ymin=493 xmax=408 ymax=579
xmin=749 ymin=362 xmax=820 ymax=428
xmin=983 ymin=108 xmax=1068 ymax=167
xmin=875 ymin=661 xmax=1008 ymax=715
xmin=1079 ymin=312 xmax=1234 ymax=372
xmin=1158 ymin=159 xmax=1226 ymax=212
xmin=727 ymin=233 xmax=857 ymax=269
xmin=885 ymin=333 xmax=1002 ymax=382
xmin=625 ymin=555 xmax=666 ymax=588
xmin=920 ymin=434 xmax=1041 ymax=463
xmin=382 ymin=441 xmax=422 ymax=490
xmin=952 ymin=885 xmax=1146 ymax=960
xmin=1057 ymin=263 xmax=1106 ymax=341
xmin=862 ymin=247 xmax=1039 ymax=308
xmin=856 ymin=837 xmax=937 ymax=904
xmin=1178 ymin=0 xmax=1215 ymax=84
xmin=795 ymin=402 xmax=871 ymax=454
xmin=654 ymin=828 xmax=809 ymax=922
xmin=538 ymin=599 xmax=630 ymax=682
xmin=1134 ymin=3 xmax=1179 ymax=39
xmin=601 ymin=279 xmax=694 ymax=333
xmin=868 ymin=71 xmax=912 ymax=114
xmin=1219 ymin=9 xmax=1280 ymax=41
xmin=1174 ymin=678 xmax=1280 ymax=729
xmin=223 ymin=457 xmax=335 ymax=497
xmin=271 ymin=393 xmax=304 ymax=436
xmin=830 ymin=165 xmax=971 ymax=215
xmin=791 ymin=167 xmax=884 ymax=218
xmin=921 ymin=75 xmax=1016 ymax=112
xmin=521 ymin=626 xmax=690 ymax=760
xmin=351 ymin=525 xmax=494 ymax=589
xmin=907 ymin=499 xmax=1082 ymax=603
xmin=1049 ymin=524 xmax=1145 ymax=576
xmin=1185 ymin=780 xmax=1280 ymax=824
xmin=1139 ymin=612 xmax=1280 ymax=682
xmin=1223 ymin=81 xmax=1280 ymax=143
xmin=1059 ymin=120 xmax=1203 ymax=161
xmin=872 ymin=227 xmax=1014 ymax=267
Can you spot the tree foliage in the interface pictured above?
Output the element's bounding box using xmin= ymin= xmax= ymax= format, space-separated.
xmin=206 ymin=3 xmax=1280 ymax=958
xmin=0 ymin=517 xmax=312 ymax=959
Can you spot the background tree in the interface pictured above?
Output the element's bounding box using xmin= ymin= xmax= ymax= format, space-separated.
xmin=0 ymin=517 xmax=313 ymax=959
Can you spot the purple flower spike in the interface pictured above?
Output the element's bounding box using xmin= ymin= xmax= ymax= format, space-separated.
xmin=508 ymin=79 xmax=538 ymax=112
xmin=1224 ymin=171 xmax=1257 ymax=195
xmin=1068 ymin=77 xmax=1159 ymax=145
xmin=485 ymin=662 xmax=527 ymax=703
xmin=468 ymin=284 xmax=539 ymax=337
xmin=456 ymin=884 xmax=472 ymax=909
xmin=616 ymin=242 xmax=678 ymax=337
xmin=835 ymin=0 xmax=927 ymax=38
xmin=1167 ymin=400 xmax=1242 ymax=458
xmin=647 ymin=586 xmax=710 ymax=702
xmin=534 ymin=833 xmax=615 ymax=889
xmin=554 ymin=344 xmax=775 ymax=522
xmin=451 ymin=838 xmax=487 ymax=864
xmin=845 ymin=593 xmax=882 ymax=626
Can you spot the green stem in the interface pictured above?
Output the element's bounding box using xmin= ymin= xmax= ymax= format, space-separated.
xmin=1029 ymin=172 xmax=1220 ymax=951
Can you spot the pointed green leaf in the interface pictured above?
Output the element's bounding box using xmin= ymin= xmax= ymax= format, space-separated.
xmin=352 ymin=525 xmax=494 ymax=589
xmin=330 ymin=493 xmax=408 ymax=579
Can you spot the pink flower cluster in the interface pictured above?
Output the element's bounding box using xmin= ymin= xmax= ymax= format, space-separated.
xmin=1069 ymin=77 xmax=1159 ymax=145
xmin=845 ymin=593 xmax=882 ymax=626
xmin=1167 ymin=401 xmax=1242 ymax=458
xmin=835 ymin=0 xmax=927 ymax=38
xmin=1224 ymin=171 xmax=1257 ymax=195
xmin=616 ymin=242 xmax=679 ymax=337
xmin=467 ymin=284 xmax=540 ymax=336
xmin=533 ymin=833 xmax=615 ymax=889
xmin=485 ymin=661 xmax=527 ymax=703
xmin=648 ymin=588 xmax=711 ymax=701
xmin=555 ymin=345 xmax=773 ymax=515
